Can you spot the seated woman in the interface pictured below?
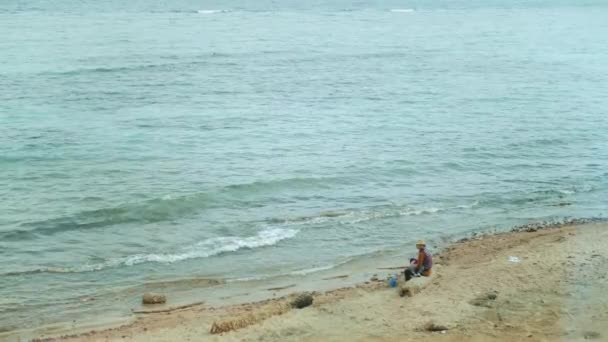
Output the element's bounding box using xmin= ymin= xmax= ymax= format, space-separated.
xmin=404 ymin=240 xmax=433 ymax=281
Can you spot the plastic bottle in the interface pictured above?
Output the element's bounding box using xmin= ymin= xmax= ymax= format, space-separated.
xmin=389 ymin=275 xmax=397 ymax=288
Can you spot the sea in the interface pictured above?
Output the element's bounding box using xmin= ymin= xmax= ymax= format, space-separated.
xmin=1 ymin=0 xmax=607 ymax=335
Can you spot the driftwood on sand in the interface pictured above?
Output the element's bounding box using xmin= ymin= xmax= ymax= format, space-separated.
xmin=210 ymin=293 xmax=314 ymax=334
xmin=210 ymin=302 xmax=292 ymax=334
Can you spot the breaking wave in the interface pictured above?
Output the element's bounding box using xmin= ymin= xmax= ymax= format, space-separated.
xmin=196 ymin=9 xmax=230 ymax=14
xmin=121 ymin=228 xmax=298 ymax=266
xmin=2 ymin=228 xmax=299 ymax=276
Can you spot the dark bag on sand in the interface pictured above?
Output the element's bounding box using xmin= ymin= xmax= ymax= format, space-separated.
xmin=404 ymin=268 xmax=415 ymax=281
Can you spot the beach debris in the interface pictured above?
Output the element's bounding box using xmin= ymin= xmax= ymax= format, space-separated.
xmin=584 ymin=331 xmax=601 ymax=339
xmin=508 ymin=256 xmax=521 ymax=263
xmin=470 ymin=291 xmax=499 ymax=308
xmin=210 ymin=302 xmax=291 ymax=334
xmin=389 ymin=275 xmax=397 ymax=288
xmin=370 ymin=274 xmax=379 ymax=281
xmin=210 ymin=317 xmax=251 ymax=335
xmin=422 ymin=321 xmax=449 ymax=332
xmin=142 ymin=293 xmax=166 ymax=305
xmin=290 ymin=293 xmax=313 ymax=309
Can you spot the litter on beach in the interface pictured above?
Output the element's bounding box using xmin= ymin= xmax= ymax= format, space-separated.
xmin=508 ymin=256 xmax=521 ymax=263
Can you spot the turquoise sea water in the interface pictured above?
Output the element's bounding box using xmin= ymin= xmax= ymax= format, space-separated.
xmin=1 ymin=0 xmax=608 ymax=333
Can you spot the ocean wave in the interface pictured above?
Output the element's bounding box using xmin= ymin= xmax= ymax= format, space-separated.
xmin=49 ymin=63 xmax=195 ymax=76
xmin=228 ymin=275 xmax=269 ymax=282
xmin=289 ymin=259 xmax=352 ymax=276
xmin=223 ymin=176 xmax=344 ymax=194
xmin=344 ymin=207 xmax=443 ymax=224
xmin=401 ymin=207 xmax=441 ymax=215
xmin=268 ymin=204 xmax=451 ymax=227
xmin=196 ymin=9 xmax=230 ymax=14
xmin=1 ymin=228 xmax=299 ymax=277
xmin=4 ymin=177 xmax=344 ymax=240
xmin=37 ymin=56 xmax=226 ymax=77
xmin=4 ymin=193 xmax=218 ymax=240
xmin=455 ymin=201 xmax=480 ymax=209
xmin=319 ymin=210 xmax=347 ymax=218
xmin=488 ymin=186 xmax=596 ymax=207
xmin=143 ymin=277 xmax=224 ymax=290
xmin=558 ymin=184 xmax=595 ymax=194
xmin=506 ymin=138 xmax=567 ymax=149
xmin=0 ymin=267 xmax=75 ymax=277
xmin=122 ymin=228 xmax=298 ymax=266
xmin=228 ymin=259 xmax=353 ymax=282
xmin=390 ymin=8 xmax=415 ymax=13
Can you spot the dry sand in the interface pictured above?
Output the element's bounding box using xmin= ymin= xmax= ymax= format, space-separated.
xmin=25 ymin=223 xmax=608 ymax=342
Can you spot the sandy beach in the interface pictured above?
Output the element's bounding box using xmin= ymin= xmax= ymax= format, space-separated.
xmin=17 ymin=222 xmax=606 ymax=342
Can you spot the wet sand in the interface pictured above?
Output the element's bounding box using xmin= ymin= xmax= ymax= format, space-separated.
xmin=18 ymin=222 xmax=608 ymax=342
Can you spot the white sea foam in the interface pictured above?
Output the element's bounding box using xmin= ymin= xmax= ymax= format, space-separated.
xmin=227 ymin=260 xmax=348 ymax=282
xmin=401 ymin=207 xmax=440 ymax=216
xmin=229 ymin=275 xmax=269 ymax=282
xmin=36 ymin=228 xmax=299 ymax=273
xmin=390 ymin=8 xmax=415 ymax=13
xmin=556 ymin=184 xmax=595 ymax=195
xmin=341 ymin=206 xmax=443 ymax=224
xmin=290 ymin=264 xmax=337 ymax=276
xmin=455 ymin=201 xmax=480 ymax=209
xmin=121 ymin=228 xmax=298 ymax=266
xmin=558 ymin=189 xmax=575 ymax=195
xmin=196 ymin=9 xmax=228 ymax=14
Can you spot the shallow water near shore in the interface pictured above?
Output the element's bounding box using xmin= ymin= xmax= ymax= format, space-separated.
xmin=1 ymin=0 xmax=608 ymax=334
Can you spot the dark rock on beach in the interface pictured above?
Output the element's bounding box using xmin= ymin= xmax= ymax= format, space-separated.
xmin=470 ymin=291 xmax=498 ymax=308
xmin=142 ymin=293 xmax=166 ymax=305
xmin=291 ymin=293 xmax=313 ymax=309
xmin=422 ymin=321 xmax=449 ymax=332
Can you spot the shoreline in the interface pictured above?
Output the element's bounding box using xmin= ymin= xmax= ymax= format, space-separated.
xmin=9 ymin=218 xmax=607 ymax=342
